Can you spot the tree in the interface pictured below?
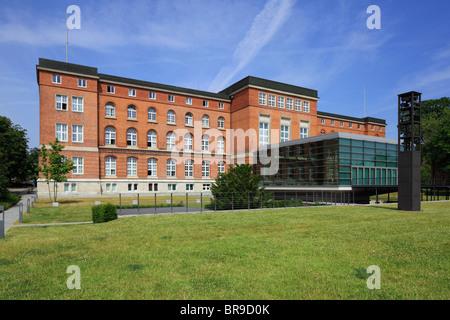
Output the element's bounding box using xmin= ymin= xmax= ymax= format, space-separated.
xmin=38 ymin=138 xmax=75 ymax=202
xmin=208 ymin=163 xmax=270 ymax=210
xmin=0 ymin=116 xmax=29 ymax=185
xmin=421 ymin=97 xmax=450 ymax=185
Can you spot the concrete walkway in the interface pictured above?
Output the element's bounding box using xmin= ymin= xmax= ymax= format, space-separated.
xmin=2 ymin=192 xmax=37 ymax=234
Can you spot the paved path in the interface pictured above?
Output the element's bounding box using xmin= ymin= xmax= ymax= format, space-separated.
xmin=2 ymin=192 xmax=37 ymax=234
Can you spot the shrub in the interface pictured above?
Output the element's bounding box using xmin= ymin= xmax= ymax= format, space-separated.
xmin=92 ymin=203 xmax=117 ymax=223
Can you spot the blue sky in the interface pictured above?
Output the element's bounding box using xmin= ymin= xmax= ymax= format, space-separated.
xmin=0 ymin=0 xmax=449 ymax=148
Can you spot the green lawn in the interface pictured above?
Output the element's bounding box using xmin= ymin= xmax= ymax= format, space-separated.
xmin=1 ymin=202 xmax=449 ymax=299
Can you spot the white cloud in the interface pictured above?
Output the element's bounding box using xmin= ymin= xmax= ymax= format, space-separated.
xmin=208 ymin=0 xmax=295 ymax=92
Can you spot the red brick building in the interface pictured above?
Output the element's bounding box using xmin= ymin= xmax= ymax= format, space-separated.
xmin=36 ymin=58 xmax=386 ymax=196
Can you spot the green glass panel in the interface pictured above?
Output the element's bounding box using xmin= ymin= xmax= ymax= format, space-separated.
xmin=352 ymin=146 xmax=364 ymax=153
xmin=339 ymin=173 xmax=351 ymax=179
xmin=339 ymin=138 xmax=351 ymax=145
xmin=339 ymin=166 xmax=351 ymax=173
xmin=376 ymin=155 xmax=386 ymax=161
xmin=376 ymin=161 xmax=386 ymax=167
xmin=364 ymin=161 xmax=375 ymax=166
xmin=387 ymin=162 xmax=397 ymax=168
xmin=352 ymin=159 xmax=364 ymax=166
xmin=352 ymin=140 xmax=363 ymax=147
xmin=339 ymin=179 xmax=351 ymax=186
xmin=387 ymin=144 xmax=397 ymax=150
xmin=339 ymin=159 xmax=351 ymax=165
xmin=364 ymin=154 xmax=375 ymax=160
xmin=339 ymin=145 xmax=350 ymax=152
xmin=340 ymin=152 xmax=351 ymax=159
xmin=364 ymin=168 xmax=369 ymax=185
xmin=352 ymin=153 xmax=364 ymax=160
xmin=376 ymin=142 xmax=386 ymax=149
xmin=364 ymin=141 xmax=375 ymax=148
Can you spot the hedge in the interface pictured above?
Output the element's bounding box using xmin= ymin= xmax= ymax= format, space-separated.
xmin=92 ymin=203 xmax=117 ymax=223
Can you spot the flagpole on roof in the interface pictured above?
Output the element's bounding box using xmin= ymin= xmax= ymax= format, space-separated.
xmin=66 ymin=11 xmax=68 ymax=62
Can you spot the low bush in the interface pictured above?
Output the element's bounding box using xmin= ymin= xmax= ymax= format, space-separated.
xmin=0 ymin=193 xmax=21 ymax=210
xmin=92 ymin=203 xmax=117 ymax=223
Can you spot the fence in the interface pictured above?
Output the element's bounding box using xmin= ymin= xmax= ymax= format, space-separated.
xmin=113 ymin=191 xmax=354 ymax=215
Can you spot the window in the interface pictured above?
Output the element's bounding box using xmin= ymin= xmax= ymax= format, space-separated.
xmin=286 ymin=98 xmax=293 ymax=110
xmin=148 ymin=183 xmax=158 ymax=191
xmin=277 ymin=96 xmax=285 ymax=109
xmin=168 ymin=184 xmax=177 ymax=191
xmin=202 ymin=115 xmax=209 ymax=128
xmin=218 ymin=117 xmax=225 ymax=129
xmin=56 ymin=94 xmax=68 ymax=110
xmin=168 ymin=94 xmax=175 ymax=102
xmin=56 ymin=123 xmax=68 ymax=142
xmin=71 ymin=183 xmax=77 ymax=192
xmin=105 ymin=157 xmax=116 ymax=176
xmin=303 ymin=101 xmax=310 ymax=113
xmin=202 ymin=160 xmax=210 ymax=177
xmin=184 ymin=184 xmax=193 ymax=191
xmin=340 ymin=121 xmax=344 ymax=127
xmin=104 ymin=127 xmax=116 ymax=145
xmin=167 ymin=159 xmax=176 ymax=177
xmin=185 ymin=160 xmax=193 ymax=177
xmin=106 ymin=183 xmax=117 ymax=192
xmin=147 ymin=158 xmax=157 ymax=177
xmin=259 ymin=92 xmax=267 ymax=105
xmin=106 ymin=103 xmax=115 ymax=117
xmin=72 ymin=157 xmax=83 ymax=174
xmin=331 ymin=120 xmax=335 ymax=126
xmin=72 ymin=125 xmax=83 ymax=143
xmin=72 ymin=96 xmax=83 ymax=112
xmin=321 ymin=119 xmax=325 ymax=125
xmin=52 ymin=74 xmax=61 ymax=84
xmin=201 ymin=135 xmax=209 ymax=152
xmin=148 ymin=108 xmax=156 ymax=121
xmin=128 ymin=183 xmax=138 ymax=191
xmin=149 ymin=91 xmax=156 ymax=100
xmin=127 ymin=106 xmax=137 ymax=119
xmin=128 ymin=88 xmax=136 ymax=97
xmin=300 ymin=121 xmax=309 ymax=139
xmin=184 ymin=133 xmax=193 ymax=151
xmin=358 ymin=124 xmax=361 ymax=129
xmin=268 ymin=94 xmax=276 ymax=107
xmin=218 ymin=161 xmax=225 ymax=173
xmin=281 ymin=125 xmax=290 ymax=142
xmin=78 ymin=79 xmax=86 ymax=88
xmin=203 ymin=184 xmax=211 ymax=191
xmin=379 ymin=126 xmax=382 ymax=132
xmin=295 ymin=99 xmax=302 ymax=111
xmin=147 ymin=130 xmax=157 ymax=148
xmin=259 ymin=115 xmax=270 ymax=146
xmin=349 ymin=123 xmax=353 ymax=128
xmin=218 ymin=102 xmax=224 ymax=109
xmin=127 ymin=157 xmax=137 ymax=176
xmin=185 ymin=113 xmax=193 ymax=126
xmin=186 ymin=97 xmax=192 ymax=105
xmin=167 ymin=110 xmax=175 ymax=124
xmin=127 ymin=129 xmax=137 ymax=146
xmin=371 ymin=125 xmax=375 ymax=130
xmin=203 ymin=100 xmax=209 ymax=107
xmin=107 ymin=85 xmax=115 ymax=94
xmin=166 ymin=132 xmax=175 ymax=149
xmin=217 ymin=136 xmax=225 ymax=153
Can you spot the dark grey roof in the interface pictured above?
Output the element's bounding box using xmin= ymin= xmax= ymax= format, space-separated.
xmin=219 ymin=76 xmax=319 ymax=98
xmin=99 ymin=73 xmax=230 ymax=101
xmin=317 ymin=111 xmax=386 ymax=125
xmin=37 ymin=58 xmax=98 ymax=77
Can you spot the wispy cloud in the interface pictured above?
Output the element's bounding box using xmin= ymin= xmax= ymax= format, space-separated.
xmin=208 ymin=0 xmax=295 ymax=92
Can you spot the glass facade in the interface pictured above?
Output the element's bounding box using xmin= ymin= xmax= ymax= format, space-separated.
xmin=256 ymin=134 xmax=398 ymax=188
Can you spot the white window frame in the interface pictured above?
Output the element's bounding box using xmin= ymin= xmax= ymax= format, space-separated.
xmin=300 ymin=121 xmax=309 ymax=139
xmin=149 ymin=91 xmax=156 ymax=100
xmin=56 ymin=123 xmax=68 ymax=142
xmin=127 ymin=157 xmax=137 ymax=176
xmin=218 ymin=161 xmax=225 ymax=173
xmin=107 ymin=85 xmax=115 ymax=94
xmin=185 ymin=113 xmax=193 ymax=126
xmin=259 ymin=92 xmax=267 ymax=105
xmin=277 ymin=96 xmax=285 ymax=109
xmin=321 ymin=119 xmax=325 ymax=125
xmin=129 ymin=88 xmax=136 ymax=97
xmin=127 ymin=129 xmax=137 ymax=147
xmin=56 ymin=94 xmax=68 ymax=111
xmin=202 ymin=160 xmax=210 ymax=177
xmin=105 ymin=127 xmax=116 ymax=145
xmin=78 ymin=79 xmax=86 ymax=88
xmin=218 ymin=102 xmax=224 ymax=109
xmin=148 ymin=108 xmax=156 ymax=121
xmin=168 ymin=94 xmax=175 ymax=102
xmin=167 ymin=110 xmax=176 ymax=124
xmin=72 ymin=125 xmax=83 ymax=143
xmin=105 ymin=156 xmax=116 ymax=176
xmin=217 ymin=136 xmax=225 ymax=153
xmin=72 ymin=96 xmax=84 ymax=112
xmin=202 ymin=115 xmax=209 ymax=128
xmin=167 ymin=159 xmax=176 ymax=177
xmin=147 ymin=130 xmax=157 ymax=148
xmin=147 ymin=158 xmax=157 ymax=177
xmin=127 ymin=106 xmax=137 ymax=119
xmin=186 ymin=97 xmax=192 ymax=105
xmin=185 ymin=159 xmax=193 ymax=177
xmin=201 ymin=135 xmax=209 ymax=152
xmin=184 ymin=133 xmax=193 ymax=151
xmin=268 ymin=94 xmax=276 ymax=107
xmin=295 ymin=99 xmax=302 ymax=111
xmin=72 ymin=157 xmax=84 ymax=175
xmin=303 ymin=101 xmax=310 ymax=113
xmin=286 ymin=98 xmax=293 ymax=110
xmin=52 ymin=74 xmax=61 ymax=84
xmin=218 ymin=117 xmax=225 ymax=129
xmin=203 ymin=100 xmax=209 ymax=107
xmin=281 ymin=125 xmax=290 ymax=142
xmin=166 ymin=132 xmax=175 ymax=149
xmin=106 ymin=103 xmax=115 ymax=117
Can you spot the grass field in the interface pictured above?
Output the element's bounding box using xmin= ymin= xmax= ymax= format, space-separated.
xmin=1 ymin=201 xmax=449 ymax=299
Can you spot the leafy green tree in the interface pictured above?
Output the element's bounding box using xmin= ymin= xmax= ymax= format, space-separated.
xmin=208 ymin=163 xmax=270 ymax=210
xmin=0 ymin=116 xmax=29 ymax=185
xmin=38 ymin=138 xmax=75 ymax=202
xmin=421 ymin=97 xmax=450 ymax=185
